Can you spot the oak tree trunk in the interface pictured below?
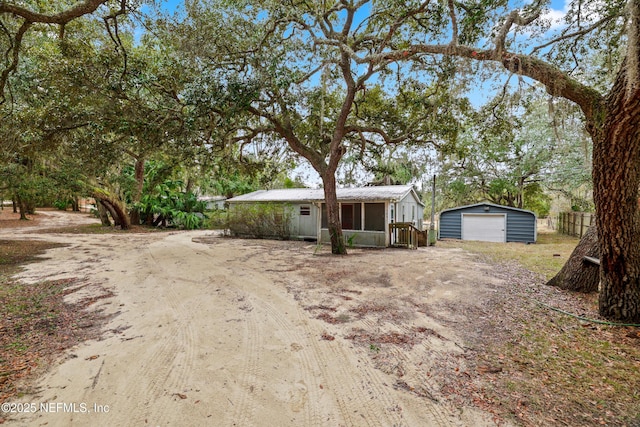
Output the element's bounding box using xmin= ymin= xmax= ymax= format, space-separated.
xmin=590 ymin=59 xmax=640 ymax=322
xmin=546 ymin=225 xmax=599 ymax=292
xmin=16 ymin=196 xmax=27 ymax=220
xmin=91 ymin=188 xmax=130 ymax=230
xmin=322 ymin=172 xmax=346 ymax=255
xmin=129 ymin=157 xmax=145 ymax=226
xmin=95 ymin=200 xmax=112 ymax=226
xmin=102 ymin=200 xmax=121 ymax=227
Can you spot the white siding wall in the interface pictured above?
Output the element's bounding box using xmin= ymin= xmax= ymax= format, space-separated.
xmin=397 ymin=193 xmax=424 ymax=230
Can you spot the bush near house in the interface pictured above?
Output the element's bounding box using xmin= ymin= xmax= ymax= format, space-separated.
xmin=226 ymin=203 xmax=292 ymax=239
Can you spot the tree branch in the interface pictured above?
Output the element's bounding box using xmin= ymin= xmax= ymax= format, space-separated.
xmin=369 ymin=44 xmax=604 ymax=124
xmin=493 ymin=1 xmax=543 ymax=55
xmin=0 ymin=0 xmax=118 ymax=100
xmin=0 ymin=20 xmax=30 ymax=105
xmin=245 ymin=105 xmax=326 ymax=172
xmin=0 ymin=0 xmax=109 ymax=25
xmin=531 ymin=14 xmax=619 ymax=55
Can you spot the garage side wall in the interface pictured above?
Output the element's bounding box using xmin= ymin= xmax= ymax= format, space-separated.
xmin=439 ymin=209 xmax=464 ymax=239
xmin=439 ymin=204 xmax=536 ymax=243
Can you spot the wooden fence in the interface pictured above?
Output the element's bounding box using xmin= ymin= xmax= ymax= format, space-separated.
xmin=557 ymin=212 xmax=595 ymax=238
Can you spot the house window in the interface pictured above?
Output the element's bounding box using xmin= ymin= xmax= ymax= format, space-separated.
xmin=412 ymin=206 xmax=415 ymax=221
xmin=364 ymin=203 xmax=385 ymax=231
xmin=300 ymin=206 xmax=311 ymax=216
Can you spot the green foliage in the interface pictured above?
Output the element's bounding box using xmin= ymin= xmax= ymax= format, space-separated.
xmin=437 ymin=90 xmax=590 ymax=214
xmin=135 ymin=179 xmax=207 ymax=230
xmin=52 ymin=200 xmax=69 ymax=211
xmin=0 ymin=156 xmax=61 ymax=214
xmin=203 ymin=209 xmax=227 ymax=229
xmin=226 ymin=203 xmax=292 ymax=239
xmin=129 ymin=160 xmax=207 ymax=230
xmin=282 ymin=176 xmax=307 ymax=189
xmin=523 ymin=183 xmax=551 ymax=217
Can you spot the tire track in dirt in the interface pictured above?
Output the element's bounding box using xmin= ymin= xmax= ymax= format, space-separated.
xmin=215 ymin=255 xmax=382 ymax=426
xmin=141 ymin=239 xmax=204 ymax=422
xmin=228 ymin=298 xmax=263 ymax=426
xmin=265 ymin=249 xmax=459 ymax=426
xmin=241 ymin=265 xmax=408 ymax=427
xmin=239 ymin=291 xmax=322 ymax=426
xmin=156 ymin=236 xmax=273 ymax=426
xmin=211 ymin=261 xmax=319 ymax=426
xmin=108 ymin=239 xmax=203 ymax=426
xmin=296 ymin=306 xmax=403 ymax=427
xmin=6 ymin=221 xmax=503 ymax=427
xmin=386 ymin=343 xmax=454 ymax=426
xmin=102 ymin=261 xmax=182 ymax=426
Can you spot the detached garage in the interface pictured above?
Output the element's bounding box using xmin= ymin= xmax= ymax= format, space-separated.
xmin=439 ymin=203 xmax=537 ymax=243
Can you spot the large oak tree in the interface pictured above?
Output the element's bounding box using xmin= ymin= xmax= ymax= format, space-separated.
xmin=174 ymin=0 xmax=466 ymax=254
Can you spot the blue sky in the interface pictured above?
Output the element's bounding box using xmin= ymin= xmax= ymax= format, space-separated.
xmin=156 ymin=0 xmax=569 ymax=18
xmin=155 ymin=0 xmax=569 ymax=24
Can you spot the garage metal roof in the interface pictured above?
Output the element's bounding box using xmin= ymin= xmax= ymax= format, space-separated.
xmin=440 ymin=202 xmax=536 ymax=216
xmin=227 ymin=185 xmax=424 ymax=205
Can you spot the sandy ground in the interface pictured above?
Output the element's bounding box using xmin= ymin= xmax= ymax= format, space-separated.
xmin=1 ymin=211 xmax=510 ymax=427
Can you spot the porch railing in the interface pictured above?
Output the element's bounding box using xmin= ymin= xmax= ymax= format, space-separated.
xmin=389 ymin=222 xmax=421 ymax=249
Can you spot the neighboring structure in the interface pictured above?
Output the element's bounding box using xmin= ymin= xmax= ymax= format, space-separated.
xmin=439 ymin=202 xmax=537 ymax=243
xmin=226 ymin=185 xmax=424 ymax=248
xmin=199 ymin=195 xmax=227 ymax=210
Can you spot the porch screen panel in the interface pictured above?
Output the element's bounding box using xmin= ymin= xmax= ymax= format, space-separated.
xmin=322 ymin=203 xmax=362 ymax=230
xmin=341 ymin=204 xmax=354 ymax=229
xmin=364 ymin=203 xmax=385 ymax=231
xmin=353 ymin=203 xmax=362 ymax=230
xmin=321 ymin=203 xmax=328 ymax=228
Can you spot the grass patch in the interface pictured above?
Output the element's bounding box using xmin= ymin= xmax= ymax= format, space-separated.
xmin=27 ymin=223 xmax=170 ymax=235
xmin=486 ymin=315 xmax=640 ymax=426
xmin=0 ymin=240 xmax=67 ymax=266
xmin=436 ymin=233 xmax=640 ymax=426
xmin=438 ymin=231 xmax=580 ymax=280
xmin=0 ymin=240 xmax=112 ymax=416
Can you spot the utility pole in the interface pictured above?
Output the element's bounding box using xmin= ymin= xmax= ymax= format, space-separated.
xmin=428 ymin=174 xmax=436 ymax=246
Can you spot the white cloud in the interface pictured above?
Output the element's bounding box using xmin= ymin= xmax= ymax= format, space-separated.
xmin=541 ymin=0 xmax=571 ymax=30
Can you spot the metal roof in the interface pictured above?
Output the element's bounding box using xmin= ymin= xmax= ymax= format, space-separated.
xmin=440 ymin=202 xmax=536 ymax=216
xmin=228 ymin=185 xmax=424 ymax=205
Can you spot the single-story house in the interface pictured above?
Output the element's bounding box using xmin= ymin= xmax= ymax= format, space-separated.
xmin=439 ymin=202 xmax=537 ymax=243
xmin=227 ymin=185 xmax=425 ymax=247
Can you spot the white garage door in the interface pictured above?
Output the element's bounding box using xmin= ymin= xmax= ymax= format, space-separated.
xmin=462 ymin=214 xmax=506 ymax=242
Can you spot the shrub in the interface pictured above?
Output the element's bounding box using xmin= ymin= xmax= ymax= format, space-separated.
xmin=204 ymin=209 xmax=227 ymax=229
xmin=226 ymin=203 xmax=292 ymax=239
xmin=52 ymin=200 xmax=69 ymax=211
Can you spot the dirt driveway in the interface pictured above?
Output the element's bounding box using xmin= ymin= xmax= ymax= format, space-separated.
xmin=2 ymin=211 xmax=511 ymax=426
